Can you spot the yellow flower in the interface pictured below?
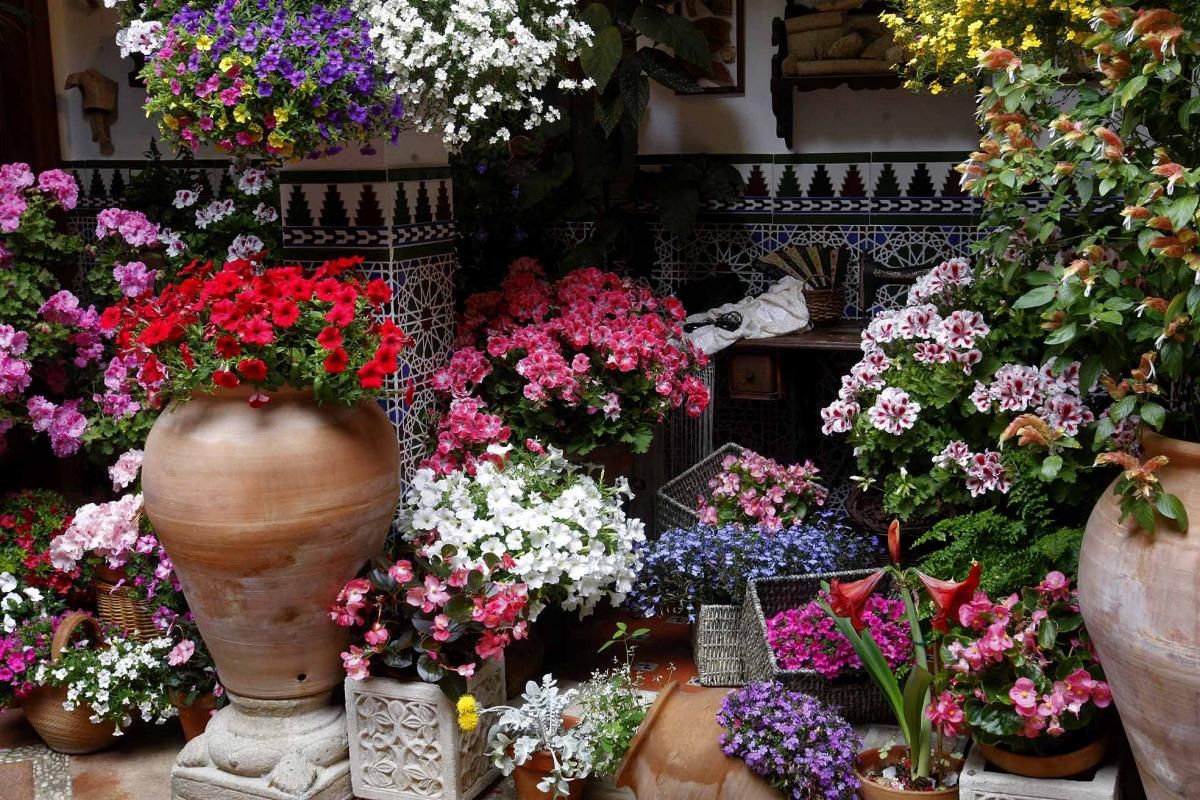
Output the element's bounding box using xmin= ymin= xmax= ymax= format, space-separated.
xmin=240 ymin=82 xmax=252 ymax=96
xmin=273 ymin=106 xmax=290 ymax=124
xmin=162 ymin=113 xmax=179 ymax=130
xmin=456 ymin=695 xmax=479 ymax=732
xmin=195 ymin=34 xmax=214 ymax=51
xmin=233 ymin=105 xmax=250 ymax=123
xmin=217 ymin=115 xmax=228 ymax=130
xmin=219 ymin=56 xmax=236 ymax=72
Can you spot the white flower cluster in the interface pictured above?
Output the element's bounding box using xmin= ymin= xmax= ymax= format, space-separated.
xmin=356 ymin=0 xmax=595 ymax=149
xmin=0 ymin=572 xmax=44 ymax=633
xmin=33 ymin=634 xmax=176 ymax=735
xmin=402 ymin=445 xmax=644 ymax=616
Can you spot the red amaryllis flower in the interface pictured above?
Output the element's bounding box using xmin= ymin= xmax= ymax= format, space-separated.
xmin=316 ymin=326 xmax=344 ymax=351
xmin=215 ymin=335 xmax=241 ymax=358
xmin=888 ymin=519 xmax=901 ymax=565
xmin=237 ymin=358 xmax=268 ymax=382
xmin=828 ymin=569 xmax=886 ymax=632
xmin=366 ymin=278 xmax=392 ymax=306
xmin=917 ymin=562 xmax=982 ymax=632
xmin=324 ymin=348 xmax=348 ymax=374
xmin=212 ymin=369 xmax=239 ymax=388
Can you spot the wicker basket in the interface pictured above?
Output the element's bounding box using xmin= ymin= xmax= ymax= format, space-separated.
xmin=742 ymin=573 xmax=894 ymax=723
xmin=692 ymin=604 xmax=743 ymax=687
xmin=656 ymin=442 xmax=745 ymax=533
xmin=23 ymin=613 xmax=119 ymax=754
xmin=95 ymin=576 xmax=160 ymax=643
xmin=803 ymin=288 xmax=843 ymax=326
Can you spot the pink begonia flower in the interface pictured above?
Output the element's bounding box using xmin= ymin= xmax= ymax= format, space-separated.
xmin=1009 ymin=677 xmax=1039 ymax=716
xmin=926 ymin=690 xmax=965 ymax=737
xmin=363 ymin=623 xmax=389 ymax=647
xmin=341 ymin=646 xmax=370 ymax=681
xmin=387 ymin=560 xmax=414 ymax=583
xmin=167 ymin=639 xmax=195 ymax=666
xmin=432 ymin=614 xmax=454 ymax=643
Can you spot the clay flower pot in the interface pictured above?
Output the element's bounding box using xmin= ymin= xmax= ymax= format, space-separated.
xmin=143 ymin=387 xmax=400 ymax=699
xmin=616 ymin=681 xmax=782 ymax=799
xmin=512 ymin=750 xmax=584 ymax=800
xmin=170 ymin=691 xmax=217 ymax=743
xmin=1078 ymin=432 xmax=1200 ymax=800
xmin=973 ymin=738 xmax=1106 ymax=779
xmin=855 ymin=748 xmax=961 ymax=800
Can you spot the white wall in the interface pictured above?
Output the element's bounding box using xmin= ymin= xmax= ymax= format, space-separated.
xmin=49 ymin=1 xmax=164 ymax=161
xmin=638 ymin=0 xmax=980 ymax=155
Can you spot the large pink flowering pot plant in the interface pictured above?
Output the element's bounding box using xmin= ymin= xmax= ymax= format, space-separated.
xmin=430 ymin=257 xmax=710 ymax=472
xmin=960 ymin=7 xmax=1200 ymax=796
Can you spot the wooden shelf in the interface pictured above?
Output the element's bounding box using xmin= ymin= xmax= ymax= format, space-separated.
xmin=732 ymin=322 xmax=865 ymax=352
xmin=770 ymin=1 xmax=902 ymax=148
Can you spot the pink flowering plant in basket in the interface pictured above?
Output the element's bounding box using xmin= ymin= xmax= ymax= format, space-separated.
xmin=429 ymin=258 xmax=710 ymax=471
xmin=767 ymin=594 xmax=911 ymax=680
xmin=928 ymin=571 xmax=1111 ymax=754
xmin=696 ymin=448 xmax=828 ymax=531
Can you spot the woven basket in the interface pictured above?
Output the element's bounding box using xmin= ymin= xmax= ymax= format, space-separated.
xmin=656 ymin=442 xmax=745 ymax=534
xmin=95 ymin=577 xmax=160 ymax=643
xmin=742 ymin=573 xmax=894 ymax=723
xmin=692 ymin=604 xmax=743 ymax=687
xmin=23 ymin=613 xmax=119 ymax=754
xmin=803 ymin=288 xmax=842 ymax=325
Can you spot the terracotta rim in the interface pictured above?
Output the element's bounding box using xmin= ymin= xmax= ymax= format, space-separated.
xmin=855 ymin=748 xmax=962 ymax=798
xmin=1142 ymin=431 xmax=1200 ymax=468
xmin=614 ymin=681 xmax=681 ymax=788
xmin=973 ymin=737 xmax=1107 ymax=779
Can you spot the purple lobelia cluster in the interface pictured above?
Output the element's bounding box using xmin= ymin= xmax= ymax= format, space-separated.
xmin=717 ymin=681 xmax=861 ymax=799
xmin=626 ymin=514 xmax=883 ymax=622
xmin=142 ymin=0 xmax=405 ymax=161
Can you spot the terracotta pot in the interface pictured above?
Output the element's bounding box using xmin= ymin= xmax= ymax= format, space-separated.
xmin=973 ymin=738 xmax=1106 ymax=779
xmin=142 ymin=387 xmax=400 ymax=699
xmin=855 ymin=748 xmax=961 ymax=800
xmin=513 ymin=751 xmax=584 ymax=800
xmin=1078 ymin=432 xmax=1200 ymax=800
xmin=24 ymin=613 xmax=118 ymax=755
xmin=171 ymin=691 xmax=217 ymax=742
xmin=616 ymin=682 xmax=782 ymax=799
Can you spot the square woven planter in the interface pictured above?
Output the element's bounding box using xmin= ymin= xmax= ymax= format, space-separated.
xmin=345 ymin=658 xmax=505 ymax=800
xmin=742 ymin=573 xmax=894 ymax=723
xmin=693 ymin=604 xmax=744 ymax=687
xmin=656 ymin=442 xmax=745 ymax=533
xmin=958 ymin=743 xmax=1119 ymax=800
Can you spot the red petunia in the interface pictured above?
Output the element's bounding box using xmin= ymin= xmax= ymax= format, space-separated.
xmin=272 ymin=299 xmax=300 ymax=327
xmin=237 ymin=357 xmax=268 ymax=382
xmin=314 ymin=278 xmax=342 ymax=303
xmin=212 ymin=369 xmax=239 ymax=388
xmin=357 ymin=360 xmax=384 ymax=389
xmin=325 ymin=303 xmax=354 ymax=328
xmin=215 ymin=335 xmax=242 ymax=358
xmin=374 ymin=345 xmax=399 ymax=373
xmin=179 ymin=343 xmax=195 ymax=370
xmin=138 ymin=319 xmax=175 ymax=347
xmin=316 ymin=326 xmax=343 ymax=350
xmin=203 ymin=270 xmax=242 ymax=297
xmin=99 ymin=305 xmax=123 ymax=331
xmin=324 ymin=348 xmax=349 ymax=374
xmin=239 ymin=315 xmax=274 ymax=346
xmin=366 ymin=278 xmax=392 ymax=307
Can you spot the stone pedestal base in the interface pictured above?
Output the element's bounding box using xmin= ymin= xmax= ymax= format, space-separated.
xmin=172 ymin=692 xmax=351 ymax=800
xmin=958 ymin=745 xmax=1120 ymax=800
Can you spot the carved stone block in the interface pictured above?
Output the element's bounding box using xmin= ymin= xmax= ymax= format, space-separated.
xmin=958 ymin=745 xmax=1120 ymax=800
xmin=345 ymin=659 xmax=505 ymax=800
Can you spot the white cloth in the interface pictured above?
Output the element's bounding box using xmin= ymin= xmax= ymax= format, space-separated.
xmin=683 ymin=276 xmax=812 ymax=355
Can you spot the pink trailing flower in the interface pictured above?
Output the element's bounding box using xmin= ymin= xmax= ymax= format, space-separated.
xmin=168 ymin=639 xmax=195 ymax=666
xmin=108 ymin=449 xmax=144 ymax=491
xmin=50 ymin=493 xmax=143 ymax=570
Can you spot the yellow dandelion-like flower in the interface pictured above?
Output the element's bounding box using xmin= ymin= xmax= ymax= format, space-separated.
xmin=456 ymin=695 xmax=480 ymax=732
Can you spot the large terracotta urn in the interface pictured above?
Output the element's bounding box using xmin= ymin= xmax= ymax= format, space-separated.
xmin=142 ymin=387 xmax=400 ymax=699
xmin=1078 ymin=432 xmax=1200 ymax=800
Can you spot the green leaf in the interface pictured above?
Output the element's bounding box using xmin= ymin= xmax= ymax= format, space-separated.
xmin=1120 ymin=74 xmax=1149 ymax=107
xmin=1167 ymin=194 xmax=1200 ymax=231
xmin=1013 ymin=284 xmax=1058 ymax=310
xmin=1038 ymin=618 xmax=1059 ymax=650
xmin=1132 ymin=500 xmax=1157 ymax=534
xmin=1157 ymin=493 xmax=1190 ymax=532
xmin=618 ymin=59 xmax=651 ymax=128
xmin=1099 ymin=177 xmax=1118 ymax=196
xmin=1138 ymin=227 xmax=1159 ymax=255
xmin=1045 ymin=322 xmax=1077 ymax=345
xmin=1075 ymin=176 xmax=1094 ymax=206
xmin=1141 ymin=401 xmax=1167 ymax=430
xmin=902 ymin=665 xmax=934 ymax=755
xmin=1041 ymin=454 xmax=1064 ymax=480
xmin=631 ymin=4 xmax=711 ymax=69
xmin=578 ymin=2 xmax=611 ymax=32
xmin=580 ymin=25 xmax=622 ymax=93
xmin=1092 ymin=309 xmax=1123 ymax=325
xmin=1111 ymin=395 xmax=1138 ymax=420
xmin=443 ymin=594 xmax=474 ymax=622
xmin=1179 ymin=95 xmax=1200 ymax=130
xmin=635 ymin=47 xmax=702 ymax=93
xmin=1080 ymin=355 xmax=1104 ymax=393
xmin=594 ymin=92 xmax=623 ymax=136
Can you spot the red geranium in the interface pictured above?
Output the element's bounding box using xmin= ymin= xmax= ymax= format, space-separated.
xmin=102 ymin=257 xmax=407 ymax=407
